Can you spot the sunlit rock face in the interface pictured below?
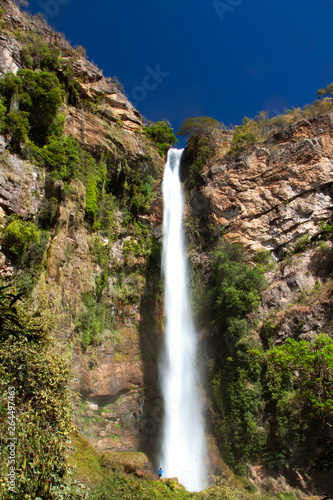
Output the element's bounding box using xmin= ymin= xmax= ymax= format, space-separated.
xmin=193 ymin=115 xmax=333 ymax=255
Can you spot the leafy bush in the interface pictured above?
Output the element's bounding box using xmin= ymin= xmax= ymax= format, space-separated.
xmin=208 ymin=241 xmax=266 ymax=341
xmin=194 ymin=477 xmax=247 ymax=499
xmin=177 ymin=116 xmax=225 ymax=137
xmin=18 ymin=69 xmax=65 ymax=146
xmin=27 ymin=136 xmax=80 ymax=181
xmin=264 ymin=334 xmax=333 ymax=469
xmin=1 ymin=219 xmax=41 ymax=263
xmin=88 ymin=472 xmax=192 ymax=500
xmin=0 ymin=97 xmax=6 ymax=123
xmin=0 ymin=287 xmax=84 ymax=498
xmin=126 ymin=171 xmax=156 ymax=216
xmin=317 ymin=82 xmax=333 ymax=100
xmin=20 ymin=34 xmax=61 ymax=71
xmin=0 ymin=70 xmax=65 ymax=149
xmin=185 ymin=135 xmax=216 ymax=189
xmin=230 ymin=125 xmax=257 ymax=153
xmin=144 ymin=121 xmax=178 ymax=156
xmin=2 ymin=109 xmax=30 ymax=149
xmin=178 ymin=117 xmax=224 ymax=188
xmin=1 ymin=219 xmax=49 ymax=292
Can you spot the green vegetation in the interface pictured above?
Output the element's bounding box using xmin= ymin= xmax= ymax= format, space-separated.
xmin=76 ymin=292 xmax=107 ymax=350
xmin=230 ymin=122 xmax=257 ymax=152
xmin=0 ymin=285 xmax=85 ymax=499
xmin=291 ymin=233 xmax=311 ymax=254
xmin=177 ymin=116 xmax=225 ymax=137
xmin=20 ymin=34 xmax=61 ymax=72
xmin=0 ymin=70 xmax=65 ymax=149
xmin=1 ymin=219 xmax=41 ymax=263
xmin=203 ymin=241 xmax=267 ymax=468
xmin=177 ymin=116 xmax=226 ymax=188
xmin=144 ymin=120 xmax=178 ymax=156
xmin=198 ymin=240 xmax=333 ymax=474
xmin=88 ymin=474 xmax=247 ymax=500
xmin=317 ymin=82 xmax=333 ymax=100
xmin=1 ymin=218 xmax=49 ymax=292
xmin=264 ymin=334 xmax=333 ymax=469
xmin=208 ymin=241 xmax=266 ymax=342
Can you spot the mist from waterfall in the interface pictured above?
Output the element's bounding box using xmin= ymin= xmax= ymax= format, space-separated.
xmin=159 ymin=148 xmax=206 ymax=492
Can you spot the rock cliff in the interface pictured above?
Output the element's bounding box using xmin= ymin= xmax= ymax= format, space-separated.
xmin=0 ymin=0 xmax=164 ymax=459
xmin=191 ymin=115 xmax=333 ymax=255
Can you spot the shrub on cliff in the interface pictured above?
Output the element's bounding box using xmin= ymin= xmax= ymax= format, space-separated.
xmin=144 ymin=120 xmax=178 ymax=156
xmin=229 ymin=124 xmax=257 ymax=153
xmin=317 ymin=82 xmax=333 ymax=100
xmin=1 ymin=219 xmax=49 ymax=292
xmin=0 ymin=97 xmax=6 ymax=123
xmin=202 ymin=241 xmax=267 ymax=468
xmin=177 ymin=116 xmax=225 ymax=137
xmin=1 ymin=219 xmax=41 ymax=263
xmin=20 ymin=34 xmax=61 ymax=71
xmin=0 ymin=286 xmax=85 ymax=499
xmin=263 ymin=334 xmax=333 ymax=470
xmin=0 ymin=70 xmax=64 ymax=149
xmin=208 ymin=241 xmax=266 ymax=340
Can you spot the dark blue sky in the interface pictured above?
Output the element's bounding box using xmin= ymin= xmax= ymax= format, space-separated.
xmin=25 ymin=0 xmax=333 ymax=140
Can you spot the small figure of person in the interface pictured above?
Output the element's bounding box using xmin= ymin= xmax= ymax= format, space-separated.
xmin=158 ymin=467 xmax=163 ymax=479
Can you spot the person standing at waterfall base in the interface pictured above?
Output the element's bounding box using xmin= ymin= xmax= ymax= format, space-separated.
xmin=159 ymin=467 xmax=163 ymax=479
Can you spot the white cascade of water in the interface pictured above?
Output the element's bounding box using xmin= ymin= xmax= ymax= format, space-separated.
xmin=159 ymin=148 xmax=206 ymax=492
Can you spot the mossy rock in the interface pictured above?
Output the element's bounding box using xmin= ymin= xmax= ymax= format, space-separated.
xmin=69 ymin=433 xmax=104 ymax=486
xmin=163 ymin=477 xmax=187 ymax=492
xmin=101 ymin=451 xmax=150 ymax=474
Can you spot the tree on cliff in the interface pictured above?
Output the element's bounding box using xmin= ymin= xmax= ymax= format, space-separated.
xmin=317 ymin=83 xmax=333 ymax=101
xmin=177 ymin=116 xmax=226 ymax=138
xmin=144 ymin=120 xmax=178 ymax=156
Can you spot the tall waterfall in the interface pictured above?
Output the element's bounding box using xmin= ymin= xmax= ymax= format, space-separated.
xmin=159 ymin=148 xmax=206 ymax=492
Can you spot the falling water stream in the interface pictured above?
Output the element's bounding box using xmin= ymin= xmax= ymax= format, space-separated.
xmin=159 ymin=148 xmax=206 ymax=492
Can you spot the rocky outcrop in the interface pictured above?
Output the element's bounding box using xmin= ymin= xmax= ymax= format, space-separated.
xmin=194 ymin=116 xmax=333 ymax=255
xmin=0 ymin=146 xmax=44 ymax=217
xmin=0 ymin=0 xmax=146 ymax=140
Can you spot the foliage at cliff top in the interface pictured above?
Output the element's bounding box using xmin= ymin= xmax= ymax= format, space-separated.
xmin=144 ymin=120 xmax=178 ymax=156
xmin=317 ymin=82 xmax=333 ymax=100
xmin=177 ymin=116 xmax=226 ymax=137
xmin=228 ymin=84 xmax=333 ymax=153
xmin=179 ymin=85 xmax=333 ymax=160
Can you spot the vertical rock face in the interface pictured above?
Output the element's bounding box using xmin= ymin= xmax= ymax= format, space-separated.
xmin=195 ymin=116 xmax=333 ymax=255
xmin=0 ymin=153 xmax=44 ymax=217
xmin=0 ymin=0 xmax=164 ymax=456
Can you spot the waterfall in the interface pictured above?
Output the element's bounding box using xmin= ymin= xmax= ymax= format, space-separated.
xmin=159 ymin=148 xmax=206 ymax=492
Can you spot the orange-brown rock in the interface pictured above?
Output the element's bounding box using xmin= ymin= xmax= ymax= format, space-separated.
xmin=195 ymin=116 xmax=333 ymax=255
